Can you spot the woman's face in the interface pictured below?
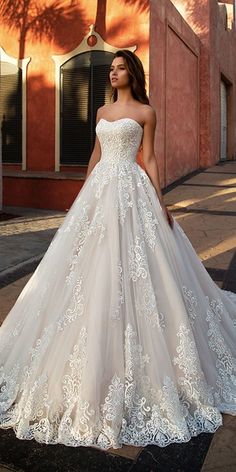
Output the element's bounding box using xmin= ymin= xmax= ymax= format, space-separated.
xmin=109 ymin=56 xmax=130 ymax=89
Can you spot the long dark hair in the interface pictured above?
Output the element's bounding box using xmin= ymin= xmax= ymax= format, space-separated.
xmin=110 ymin=50 xmax=149 ymax=105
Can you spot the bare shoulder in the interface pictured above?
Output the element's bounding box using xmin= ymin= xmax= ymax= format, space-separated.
xmin=97 ymin=104 xmax=113 ymax=119
xmin=141 ymin=104 xmax=156 ymax=126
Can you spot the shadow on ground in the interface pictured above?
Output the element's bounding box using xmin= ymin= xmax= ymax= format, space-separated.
xmin=0 ymin=427 xmax=213 ymax=472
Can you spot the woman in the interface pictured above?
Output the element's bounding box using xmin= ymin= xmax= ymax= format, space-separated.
xmin=85 ymin=50 xmax=174 ymax=228
xmin=0 ymin=49 xmax=236 ymax=451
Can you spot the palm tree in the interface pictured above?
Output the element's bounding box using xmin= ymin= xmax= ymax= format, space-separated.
xmin=95 ymin=0 xmax=107 ymax=37
xmin=94 ymin=0 xmax=149 ymax=37
xmin=0 ymin=0 xmax=86 ymax=59
xmin=0 ymin=0 xmax=87 ymax=213
xmin=123 ymin=0 xmax=149 ymax=13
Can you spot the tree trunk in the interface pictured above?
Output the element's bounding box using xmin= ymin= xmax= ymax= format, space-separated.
xmin=95 ymin=0 xmax=107 ymax=37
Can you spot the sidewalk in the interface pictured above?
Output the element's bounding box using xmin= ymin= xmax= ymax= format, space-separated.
xmin=0 ymin=207 xmax=66 ymax=290
xmin=0 ymin=161 xmax=236 ymax=472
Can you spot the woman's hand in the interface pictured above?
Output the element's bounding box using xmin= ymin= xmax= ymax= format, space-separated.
xmin=160 ymin=202 xmax=174 ymax=229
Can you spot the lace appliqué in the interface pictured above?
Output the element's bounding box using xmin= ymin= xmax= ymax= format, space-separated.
xmin=182 ymin=286 xmax=198 ymax=326
xmin=0 ymin=324 xmax=54 ymax=429
xmin=0 ymin=323 xmax=223 ymax=449
xmin=100 ymin=324 xmax=151 ymax=448
xmin=173 ymin=324 xmax=222 ymax=433
xmin=205 ymin=295 xmax=236 ymax=405
xmin=115 ymin=166 xmax=135 ymax=225
xmin=0 ymin=363 xmax=21 ymax=411
xmin=23 ymin=373 xmax=51 ymax=422
xmin=0 ymin=117 xmax=230 ymax=449
xmin=120 ymin=324 xmax=221 ymax=446
xmin=65 ymin=201 xmax=105 ymax=285
xmin=112 ymin=261 xmax=125 ymax=321
xmin=137 ymin=198 xmax=159 ymax=251
xmin=22 ymin=324 xmax=54 ymax=386
xmin=128 ymin=236 xmax=164 ymax=328
xmin=59 ymin=327 xmax=99 ymax=445
xmin=136 ymin=284 xmax=166 ymax=330
xmin=57 ymin=276 xmax=85 ymax=331
xmin=128 ymin=236 xmax=148 ymax=282
xmin=90 ymin=159 xmax=139 ymax=226
xmin=99 ymin=374 xmax=124 ymax=447
xmin=173 ymin=325 xmax=214 ymax=403
xmin=0 ymin=327 xmax=96 ymax=445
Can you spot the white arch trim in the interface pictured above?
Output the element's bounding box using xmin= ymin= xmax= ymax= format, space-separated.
xmin=0 ymin=47 xmax=31 ymax=171
xmin=52 ymin=24 xmax=136 ymax=171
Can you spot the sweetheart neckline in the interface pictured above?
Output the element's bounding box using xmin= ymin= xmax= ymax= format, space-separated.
xmin=97 ymin=117 xmax=143 ymax=131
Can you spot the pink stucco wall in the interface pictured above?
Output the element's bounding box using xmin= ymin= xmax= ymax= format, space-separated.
xmin=170 ymin=0 xmax=236 ymax=167
xmin=150 ymin=0 xmax=201 ymax=187
xmin=1 ymin=0 xmax=236 ymax=209
xmin=210 ymin=0 xmax=236 ymax=163
xmin=166 ymin=25 xmax=199 ymax=185
xmin=1 ymin=0 xmax=150 ymax=210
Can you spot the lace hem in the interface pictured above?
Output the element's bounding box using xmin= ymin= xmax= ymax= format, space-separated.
xmin=0 ymin=323 xmax=224 ymax=450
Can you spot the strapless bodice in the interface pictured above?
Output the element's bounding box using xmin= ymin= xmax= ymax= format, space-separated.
xmin=96 ymin=118 xmax=143 ymax=164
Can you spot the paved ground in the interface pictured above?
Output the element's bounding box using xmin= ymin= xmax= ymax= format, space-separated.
xmin=0 ymin=207 xmax=65 ymax=290
xmin=0 ymin=161 xmax=236 ymax=471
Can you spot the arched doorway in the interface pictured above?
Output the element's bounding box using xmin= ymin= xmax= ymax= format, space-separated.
xmin=60 ymin=50 xmax=114 ymax=166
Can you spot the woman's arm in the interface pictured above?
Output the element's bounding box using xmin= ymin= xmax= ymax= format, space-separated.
xmin=142 ymin=107 xmax=174 ymax=228
xmin=84 ymin=109 xmax=102 ymax=182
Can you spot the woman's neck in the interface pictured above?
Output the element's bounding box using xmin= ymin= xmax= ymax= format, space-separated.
xmin=115 ymin=87 xmax=134 ymax=104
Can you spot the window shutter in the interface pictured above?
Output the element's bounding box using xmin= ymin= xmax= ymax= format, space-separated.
xmin=91 ymin=62 xmax=112 ymax=149
xmin=61 ymin=66 xmax=90 ymax=165
xmin=0 ymin=62 xmax=22 ymax=163
xmin=60 ymin=51 xmax=114 ymax=166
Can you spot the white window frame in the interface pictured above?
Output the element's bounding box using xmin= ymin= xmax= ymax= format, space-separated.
xmin=52 ymin=24 xmax=136 ymax=171
xmin=0 ymin=46 xmax=31 ymax=170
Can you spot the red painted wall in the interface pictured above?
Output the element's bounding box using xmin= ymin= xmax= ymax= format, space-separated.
xmin=1 ymin=0 xmax=236 ymax=209
xmin=165 ymin=25 xmax=199 ymax=185
xmin=171 ymin=0 xmax=236 ymax=167
xmin=150 ymin=0 xmax=200 ymax=186
xmin=3 ymin=176 xmax=84 ymax=211
xmin=1 ymin=0 xmax=150 ymax=209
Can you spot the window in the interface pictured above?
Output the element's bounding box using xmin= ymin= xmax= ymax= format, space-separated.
xmin=0 ymin=62 xmax=22 ymax=163
xmin=220 ymin=79 xmax=228 ymax=161
xmin=60 ymin=50 xmax=114 ymax=166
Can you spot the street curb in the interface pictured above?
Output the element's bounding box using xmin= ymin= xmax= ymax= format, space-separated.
xmin=0 ymin=255 xmax=43 ymax=289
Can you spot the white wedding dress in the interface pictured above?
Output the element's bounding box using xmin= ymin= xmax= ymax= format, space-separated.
xmin=0 ymin=118 xmax=236 ymax=450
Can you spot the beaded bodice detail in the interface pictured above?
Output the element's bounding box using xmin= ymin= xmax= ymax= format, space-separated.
xmin=96 ymin=118 xmax=143 ymax=164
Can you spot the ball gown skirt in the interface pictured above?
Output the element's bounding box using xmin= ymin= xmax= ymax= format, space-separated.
xmin=0 ymin=118 xmax=236 ymax=450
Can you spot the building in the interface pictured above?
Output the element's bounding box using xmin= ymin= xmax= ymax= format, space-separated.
xmin=0 ymin=0 xmax=236 ymax=211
